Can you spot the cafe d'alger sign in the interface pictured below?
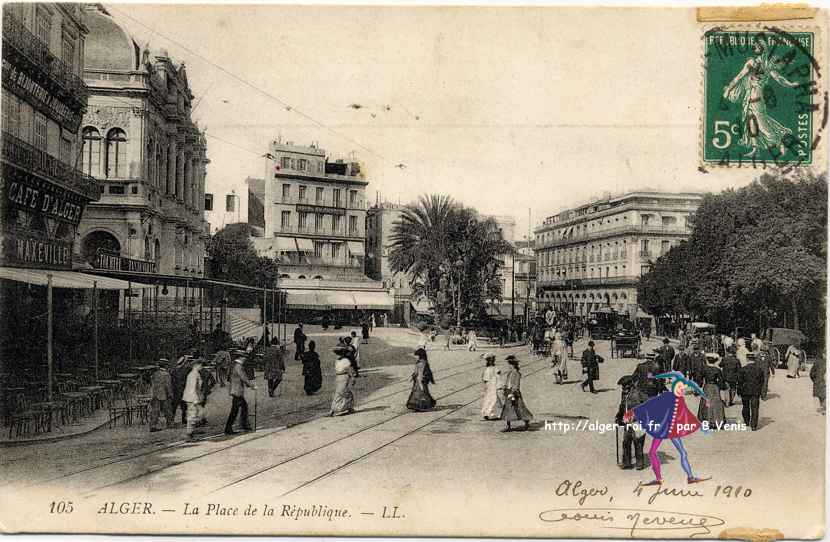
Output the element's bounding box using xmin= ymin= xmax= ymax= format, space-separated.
xmin=2 ymin=166 xmax=87 ymax=270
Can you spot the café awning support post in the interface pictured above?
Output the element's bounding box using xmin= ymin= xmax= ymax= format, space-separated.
xmin=47 ymin=273 xmax=53 ymax=402
xmin=128 ymin=280 xmax=133 ymax=364
xmin=94 ymin=280 xmax=99 ymax=382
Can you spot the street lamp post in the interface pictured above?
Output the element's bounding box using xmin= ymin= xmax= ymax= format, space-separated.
xmin=511 ymin=252 xmax=515 ymax=324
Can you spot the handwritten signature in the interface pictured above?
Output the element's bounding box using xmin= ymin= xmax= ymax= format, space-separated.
xmin=539 ymin=507 xmax=725 ymax=538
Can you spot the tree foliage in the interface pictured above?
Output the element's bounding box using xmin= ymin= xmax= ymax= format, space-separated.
xmin=389 ymin=194 xmax=513 ymax=324
xmin=207 ymin=223 xmax=279 ymax=306
xmin=638 ymin=170 xmax=826 ymax=343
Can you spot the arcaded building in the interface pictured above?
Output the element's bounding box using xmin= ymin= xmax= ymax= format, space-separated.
xmin=534 ymin=191 xmax=702 ymax=316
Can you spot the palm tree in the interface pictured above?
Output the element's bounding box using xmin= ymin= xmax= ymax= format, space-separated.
xmin=389 ymin=194 xmax=457 ymax=312
xmin=389 ymin=195 xmax=514 ymax=326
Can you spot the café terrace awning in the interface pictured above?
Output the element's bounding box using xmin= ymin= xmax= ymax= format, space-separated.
xmin=347 ymin=241 xmax=365 ymax=256
xmin=0 ymin=267 xmax=153 ymax=290
xmin=324 ymin=291 xmax=357 ymax=309
xmin=352 ymin=290 xmax=394 ymax=310
xmin=285 ymin=289 xmax=330 ymax=310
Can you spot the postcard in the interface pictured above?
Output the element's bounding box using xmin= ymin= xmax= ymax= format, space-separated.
xmin=0 ymin=3 xmax=826 ymax=539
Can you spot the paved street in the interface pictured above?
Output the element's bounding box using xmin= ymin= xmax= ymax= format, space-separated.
xmin=0 ymin=326 xmax=823 ymax=537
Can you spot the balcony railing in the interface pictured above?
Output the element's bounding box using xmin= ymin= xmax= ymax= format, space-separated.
xmin=537 ymin=199 xmax=700 ymax=229
xmin=275 ymin=224 xmax=362 ymax=238
xmin=282 ymin=194 xmax=367 ymax=210
xmin=2 ymin=132 xmax=99 ymax=200
xmin=537 ymin=276 xmax=639 ymax=289
xmin=537 ymin=223 xmax=692 ymax=249
xmin=2 ymin=14 xmax=88 ymax=107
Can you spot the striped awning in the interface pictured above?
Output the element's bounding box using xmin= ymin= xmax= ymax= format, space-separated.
xmin=277 ymin=237 xmax=298 ymax=251
xmin=295 ymin=237 xmax=314 ymax=252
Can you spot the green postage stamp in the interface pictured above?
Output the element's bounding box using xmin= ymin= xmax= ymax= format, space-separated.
xmin=702 ymin=24 xmax=825 ymax=168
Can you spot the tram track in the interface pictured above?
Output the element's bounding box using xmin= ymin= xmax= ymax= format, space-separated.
xmin=83 ymin=351 xmax=544 ymax=496
xmin=209 ymin=357 xmax=551 ymax=496
xmin=27 ymin=354 xmax=488 ymax=489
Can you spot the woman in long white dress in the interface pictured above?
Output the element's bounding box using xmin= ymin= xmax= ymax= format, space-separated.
xmin=330 ymin=347 xmax=356 ymax=416
xmin=551 ymin=333 xmax=568 ymax=384
xmin=481 ymin=354 xmax=502 ymax=419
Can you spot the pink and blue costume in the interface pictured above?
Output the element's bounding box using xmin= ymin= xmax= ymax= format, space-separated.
xmin=626 ymin=371 xmax=709 ymax=484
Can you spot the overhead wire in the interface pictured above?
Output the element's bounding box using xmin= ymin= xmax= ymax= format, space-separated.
xmin=106 ymin=5 xmax=389 ymax=163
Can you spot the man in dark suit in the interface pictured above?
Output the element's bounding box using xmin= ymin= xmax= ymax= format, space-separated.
xmin=673 ymin=345 xmax=690 ymax=378
xmin=756 ymin=344 xmax=774 ymax=400
xmin=737 ymin=352 xmax=764 ymax=430
xmin=656 ymin=338 xmax=675 ymax=374
xmin=581 ymin=341 xmax=602 ymax=393
xmin=687 ymin=342 xmax=707 ymax=387
xmin=719 ymin=346 xmax=742 ymax=406
xmin=293 ymin=323 xmax=306 ymax=361
xmin=616 ymin=375 xmax=647 ymax=470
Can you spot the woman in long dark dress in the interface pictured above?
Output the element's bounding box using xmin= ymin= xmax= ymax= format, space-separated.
xmin=500 ymin=355 xmax=533 ymax=431
xmin=407 ymin=348 xmax=436 ymax=411
xmin=698 ymin=354 xmax=726 ymax=427
xmin=301 ymin=340 xmax=323 ymax=395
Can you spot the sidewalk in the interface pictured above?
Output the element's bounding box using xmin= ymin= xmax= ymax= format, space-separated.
xmin=1 ymin=410 xmax=113 ymax=447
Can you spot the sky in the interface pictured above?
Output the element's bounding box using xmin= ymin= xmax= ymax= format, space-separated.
xmin=111 ymin=4 xmax=769 ymax=239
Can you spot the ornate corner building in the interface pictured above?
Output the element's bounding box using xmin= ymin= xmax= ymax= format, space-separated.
xmin=1 ymin=3 xmax=99 ymax=270
xmin=75 ymin=5 xmax=209 ymax=280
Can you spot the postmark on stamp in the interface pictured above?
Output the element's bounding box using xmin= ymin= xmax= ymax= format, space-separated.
xmin=701 ymin=24 xmax=826 ymax=169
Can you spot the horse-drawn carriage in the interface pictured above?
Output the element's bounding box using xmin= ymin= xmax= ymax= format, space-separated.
xmin=587 ymin=308 xmax=617 ymax=340
xmin=610 ymin=320 xmax=641 ymax=359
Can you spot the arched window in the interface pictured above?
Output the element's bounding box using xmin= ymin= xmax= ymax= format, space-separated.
xmin=106 ymin=128 xmax=128 ymax=178
xmin=82 ymin=231 xmax=121 ymax=262
xmin=154 ymin=239 xmax=161 ymax=267
xmin=82 ymin=127 xmax=101 ymax=176
xmin=144 ymin=236 xmax=151 ymax=261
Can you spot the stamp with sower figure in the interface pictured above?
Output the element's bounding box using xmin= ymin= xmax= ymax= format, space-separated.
xmin=701 ymin=24 xmax=825 ymax=169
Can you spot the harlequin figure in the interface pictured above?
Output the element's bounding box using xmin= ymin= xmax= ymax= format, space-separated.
xmin=624 ymin=371 xmax=710 ymax=486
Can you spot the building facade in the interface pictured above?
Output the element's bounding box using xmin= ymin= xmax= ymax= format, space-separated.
xmin=365 ymin=201 xmax=417 ymax=323
xmin=365 ymin=202 xmax=410 ymax=286
xmin=76 ymin=5 xmax=209 ymax=280
xmin=534 ymin=191 xmax=703 ymax=316
xmin=483 ymin=214 xmax=519 ymax=318
xmin=1 ymin=3 xmax=98 ymax=270
xmin=513 ymin=239 xmax=536 ymax=320
xmin=204 ymin=178 xmax=255 ymax=236
xmin=257 ymin=139 xmax=368 ymax=281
